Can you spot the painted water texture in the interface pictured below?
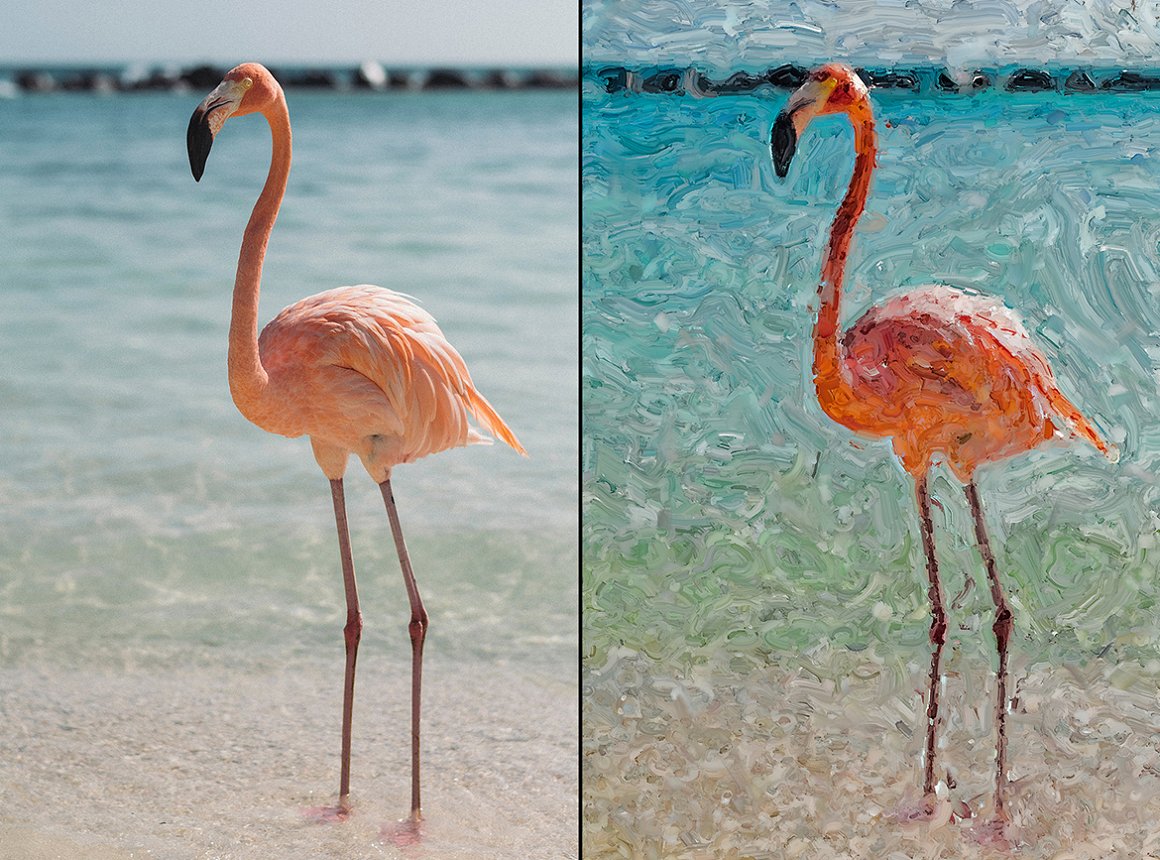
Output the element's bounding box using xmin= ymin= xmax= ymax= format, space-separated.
xmin=583 ymin=28 xmax=1160 ymax=860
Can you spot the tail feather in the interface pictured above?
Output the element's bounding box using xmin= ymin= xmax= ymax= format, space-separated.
xmin=467 ymin=389 xmax=528 ymax=457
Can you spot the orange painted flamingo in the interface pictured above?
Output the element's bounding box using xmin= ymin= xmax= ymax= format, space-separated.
xmin=771 ymin=63 xmax=1116 ymax=837
xmin=186 ymin=63 xmax=526 ymax=826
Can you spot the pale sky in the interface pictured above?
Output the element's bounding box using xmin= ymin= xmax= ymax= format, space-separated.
xmin=5 ymin=0 xmax=578 ymax=66
xmin=584 ymin=0 xmax=1160 ymax=71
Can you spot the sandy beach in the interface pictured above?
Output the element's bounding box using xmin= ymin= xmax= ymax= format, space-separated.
xmin=584 ymin=644 xmax=1160 ymax=859
xmin=1 ymin=659 xmax=577 ymax=859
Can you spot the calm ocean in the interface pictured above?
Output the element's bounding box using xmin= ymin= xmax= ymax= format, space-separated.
xmin=1 ymin=83 xmax=577 ymax=857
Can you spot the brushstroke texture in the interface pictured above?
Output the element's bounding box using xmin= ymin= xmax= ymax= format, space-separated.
xmin=584 ymin=1 xmax=1160 ymax=75
xmin=583 ymin=68 xmax=1158 ymax=856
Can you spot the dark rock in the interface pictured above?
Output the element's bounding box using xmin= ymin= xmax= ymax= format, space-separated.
xmin=937 ymin=70 xmax=991 ymax=92
xmin=424 ymin=68 xmax=471 ymax=89
xmin=859 ymin=69 xmax=919 ymax=90
xmin=386 ymin=70 xmax=414 ymax=89
xmin=16 ymin=70 xmax=56 ymax=92
xmin=181 ymin=64 xmax=226 ymax=90
xmin=642 ymin=69 xmax=683 ymax=93
xmin=1100 ymin=70 xmax=1160 ymax=91
xmin=284 ymin=70 xmax=339 ymax=89
xmin=481 ymin=69 xmax=519 ymax=89
xmin=1065 ymin=69 xmax=1096 ymax=91
xmin=766 ymin=63 xmax=808 ymax=88
xmin=1006 ymin=69 xmax=1055 ymax=91
xmin=523 ymin=69 xmax=576 ymax=89
xmin=59 ymin=70 xmax=117 ymax=93
xmin=709 ymin=71 xmax=767 ymax=94
xmin=598 ymin=66 xmax=629 ymax=93
xmin=936 ymin=71 xmax=958 ymax=92
xmin=136 ymin=70 xmax=180 ymax=90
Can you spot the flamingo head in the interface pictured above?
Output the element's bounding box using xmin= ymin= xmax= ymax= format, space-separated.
xmin=187 ymin=63 xmax=282 ymax=182
xmin=771 ymin=64 xmax=871 ymax=178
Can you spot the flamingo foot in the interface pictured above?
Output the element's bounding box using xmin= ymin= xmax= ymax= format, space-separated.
xmin=380 ymin=813 xmax=424 ymax=847
xmin=892 ymin=793 xmax=952 ymax=826
xmin=968 ymin=815 xmax=1014 ymax=850
xmin=949 ymin=798 xmax=974 ymax=824
xmin=303 ymin=798 xmax=353 ymax=824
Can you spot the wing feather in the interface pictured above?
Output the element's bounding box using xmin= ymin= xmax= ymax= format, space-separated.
xmin=258 ymin=285 xmax=525 ymax=465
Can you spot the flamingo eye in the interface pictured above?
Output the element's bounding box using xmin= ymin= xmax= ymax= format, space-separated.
xmin=811 ymin=69 xmax=830 ymax=83
xmin=242 ymin=77 xmax=254 ymax=90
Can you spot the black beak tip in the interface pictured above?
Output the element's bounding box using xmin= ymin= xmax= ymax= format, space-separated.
xmin=187 ymin=108 xmax=213 ymax=182
xmin=771 ymin=111 xmax=796 ymax=179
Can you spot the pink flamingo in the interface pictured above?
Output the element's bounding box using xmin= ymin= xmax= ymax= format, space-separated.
xmin=186 ymin=63 xmax=526 ymax=825
xmin=771 ymin=63 xmax=1116 ymax=837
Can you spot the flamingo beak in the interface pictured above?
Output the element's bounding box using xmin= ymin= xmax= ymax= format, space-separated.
xmin=187 ymin=80 xmax=246 ymax=181
xmin=771 ymin=112 xmax=797 ymax=178
xmin=771 ymin=78 xmax=835 ymax=179
xmin=186 ymin=107 xmax=215 ymax=182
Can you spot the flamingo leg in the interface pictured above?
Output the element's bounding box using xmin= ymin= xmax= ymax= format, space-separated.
xmin=330 ymin=478 xmax=363 ymax=811
xmin=965 ymin=480 xmax=1013 ymax=821
xmin=379 ymin=477 xmax=428 ymax=821
xmin=915 ymin=472 xmax=947 ymax=802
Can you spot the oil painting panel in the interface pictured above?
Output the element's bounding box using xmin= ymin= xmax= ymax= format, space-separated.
xmin=583 ymin=2 xmax=1158 ymax=855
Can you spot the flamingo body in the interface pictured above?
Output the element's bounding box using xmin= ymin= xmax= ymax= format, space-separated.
xmin=831 ymin=284 xmax=1111 ymax=480
xmin=251 ymin=284 xmax=523 ymax=480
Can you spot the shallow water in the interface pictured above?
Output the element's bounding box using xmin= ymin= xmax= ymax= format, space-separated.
xmin=0 ymin=85 xmax=577 ymax=856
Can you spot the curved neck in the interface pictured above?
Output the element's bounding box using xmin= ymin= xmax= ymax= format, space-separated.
xmin=814 ymin=111 xmax=876 ymax=387
xmin=229 ymin=95 xmax=291 ymax=409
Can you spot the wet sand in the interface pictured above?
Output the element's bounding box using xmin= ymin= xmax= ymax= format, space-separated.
xmin=584 ymin=645 xmax=1160 ymax=858
xmin=1 ymin=660 xmax=577 ymax=859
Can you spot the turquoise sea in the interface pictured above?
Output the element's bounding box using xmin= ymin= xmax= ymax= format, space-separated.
xmin=584 ymin=68 xmax=1159 ymax=856
xmin=1 ymin=82 xmax=577 ymax=858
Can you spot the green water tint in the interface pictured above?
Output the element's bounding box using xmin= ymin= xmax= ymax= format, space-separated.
xmin=585 ymin=512 xmax=1148 ymax=677
xmin=0 ymin=525 xmax=576 ymax=674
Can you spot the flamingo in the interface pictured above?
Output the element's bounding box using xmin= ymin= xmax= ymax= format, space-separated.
xmin=770 ymin=63 xmax=1116 ymax=836
xmin=185 ymin=63 xmax=526 ymax=825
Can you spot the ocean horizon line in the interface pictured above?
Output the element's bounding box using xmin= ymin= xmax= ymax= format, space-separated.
xmin=585 ymin=61 xmax=1160 ymax=96
xmin=0 ymin=60 xmax=578 ymax=96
